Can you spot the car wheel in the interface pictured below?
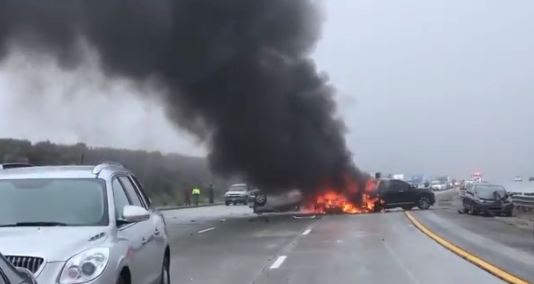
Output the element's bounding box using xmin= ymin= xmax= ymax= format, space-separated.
xmin=462 ymin=203 xmax=469 ymax=214
xmin=416 ymin=196 xmax=431 ymax=210
xmin=255 ymin=194 xmax=267 ymax=206
xmin=468 ymin=204 xmax=476 ymax=215
xmin=117 ymin=275 xmax=127 ymax=284
xmin=372 ymin=201 xmax=382 ymax=213
xmin=160 ymin=254 xmax=171 ymax=284
xmin=225 ymin=202 xmax=230 ymax=206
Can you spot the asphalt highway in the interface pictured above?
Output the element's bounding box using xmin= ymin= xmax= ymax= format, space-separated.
xmin=162 ymin=203 xmax=506 ymax=284
xmin=412 ymin=191 xmax=534 ymax=282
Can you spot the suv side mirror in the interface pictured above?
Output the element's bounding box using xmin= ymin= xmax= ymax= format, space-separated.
xmin=121 ymin=205 xmax=150 ymax=223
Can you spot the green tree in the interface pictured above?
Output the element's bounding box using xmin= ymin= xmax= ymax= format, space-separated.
xmin=0 ymin=138 xmax=233 ymax=206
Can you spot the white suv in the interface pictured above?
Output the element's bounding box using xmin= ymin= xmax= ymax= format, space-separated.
xmin=0 ymin=162 xmax=170 ymax=284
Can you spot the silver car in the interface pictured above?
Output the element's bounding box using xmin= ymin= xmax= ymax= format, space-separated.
xmin=430 ymin=180 xmax=446 ymax=191
xmin=0 ymin=162 xmax=171 ymax=284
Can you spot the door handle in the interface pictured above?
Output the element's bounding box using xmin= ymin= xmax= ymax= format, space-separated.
xmin=141 ymin=237 xmax=148 ymax=245
xmin=154 ymin=229 xmax=161 ymax=236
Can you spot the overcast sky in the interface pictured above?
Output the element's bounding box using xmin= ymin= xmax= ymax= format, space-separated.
xmin=1 ymin=0 xmax=533 ymax=181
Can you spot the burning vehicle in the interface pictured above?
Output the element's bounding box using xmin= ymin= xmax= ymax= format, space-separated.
xmin=252 ymin=189 xmax=304 ymax=213
xmin=251 ymin=173 xmax=378 ymax=215
xmin=251 ymin=188 xmax=373 ymax=214
xmin=251 ymin=173 xmax=436 ymax=214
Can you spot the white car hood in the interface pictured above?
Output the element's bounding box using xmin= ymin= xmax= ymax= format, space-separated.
xmin=0 ymin=227 xmax=108 ymax=262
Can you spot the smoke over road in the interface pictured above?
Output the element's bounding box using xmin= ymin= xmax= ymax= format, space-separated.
xmin=0 ymin=0 xmax=366 ymax=198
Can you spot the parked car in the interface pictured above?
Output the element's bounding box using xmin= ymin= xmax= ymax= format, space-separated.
xmin=369 ymin=179 xmax=436 ymax=211
xmin=0 ymin=162 xmax=171 ymax=284
xmin=224 ymin=183 xmax=250 ymax=205
xmin=461 ymin=183 xmax=514 ymax=216
xmin=0 ymin=251 xmax=37 ymax=284
xmin=430 ymin=180 xmax=446 ymax=191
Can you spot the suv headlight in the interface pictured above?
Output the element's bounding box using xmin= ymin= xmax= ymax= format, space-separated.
xmin=59 ymin=248 xmax=110 ymax=284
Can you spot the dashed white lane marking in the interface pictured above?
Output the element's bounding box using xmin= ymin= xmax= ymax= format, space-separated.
xmin=270 ymin=256 xmax=287 ymax=269
xmin=302 ymin=229 xmax=312 ymax=235
xmin=198 ymin=227 xmax=215 ymax=234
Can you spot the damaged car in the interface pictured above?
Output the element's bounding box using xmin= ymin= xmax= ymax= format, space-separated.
xmin=461 ymin=183 xmax=514 ymax=216
xmin=251 ymin=189 xmax=303 ymax=213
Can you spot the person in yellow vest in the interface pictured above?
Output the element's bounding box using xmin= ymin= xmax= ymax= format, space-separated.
xmin=191 ymin=187 xmax=201 ymax=207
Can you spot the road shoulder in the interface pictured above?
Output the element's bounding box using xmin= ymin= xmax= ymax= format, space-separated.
xmin=409 ymin=209 xmax=534 ymax=283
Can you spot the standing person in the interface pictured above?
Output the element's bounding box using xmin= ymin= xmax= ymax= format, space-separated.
xmin=191 ymin=187 xmax=201 ymax=207
xmin=208 ymin=184 xmax=214 ymax=204
xmin=183 ymin=187 xmax=191 ymax=206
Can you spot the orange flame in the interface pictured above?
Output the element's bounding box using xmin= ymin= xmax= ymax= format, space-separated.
xmin=304 ymin=177 xmax=381 ymax=214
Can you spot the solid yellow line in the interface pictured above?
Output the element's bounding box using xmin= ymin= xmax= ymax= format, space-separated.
xmin=404 ymin=211 xmax=531 ymax=284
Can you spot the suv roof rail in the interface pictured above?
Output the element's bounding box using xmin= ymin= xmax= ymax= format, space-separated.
xmin=0 ymin=163 xmax=35 ymax=169
xmin=92 ymin=161 xmax=124 ymax=174
xmin=99 ymin=161 xmax=123 ymax=167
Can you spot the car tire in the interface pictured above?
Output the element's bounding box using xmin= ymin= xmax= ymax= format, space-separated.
xmin=225 ymin=202 xmax=230 ymax=206
xmin=462 ymin=203 xmax=469 ymax=214
xmin=255 ymin=194 xmax=267 ymax=206
xmin=117 ymin=275 xmax=127 ymax=284
xmin=159 ymin=254 xmax=171 ymax=284
xmin=416 ymin=196 xmax=432 ymax=210
xmin=372 ymin=201 xmax=382 ymax=213
xmin=468 ymin=203 xmax=477 ymax=215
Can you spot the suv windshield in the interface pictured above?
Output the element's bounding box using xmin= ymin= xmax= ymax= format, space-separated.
xmin=474 ymin=184 xmax=507 ymax=200
xmin=0 ymin=178 xmax=108 ymax=226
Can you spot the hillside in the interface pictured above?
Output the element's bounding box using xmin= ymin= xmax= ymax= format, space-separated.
xmin=0 ymin=138 xmax=233 ymax=205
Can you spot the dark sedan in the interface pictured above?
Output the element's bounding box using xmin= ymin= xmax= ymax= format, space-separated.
xmin=461 ymin=183 xmax=514 ymax=216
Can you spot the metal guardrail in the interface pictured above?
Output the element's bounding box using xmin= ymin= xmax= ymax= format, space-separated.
xmin=510 ymin=193 xmax=534 ymax=211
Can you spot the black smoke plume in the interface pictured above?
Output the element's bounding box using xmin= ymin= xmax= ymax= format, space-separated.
xmin=0 ymin=0 xmax=366 ymax=199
